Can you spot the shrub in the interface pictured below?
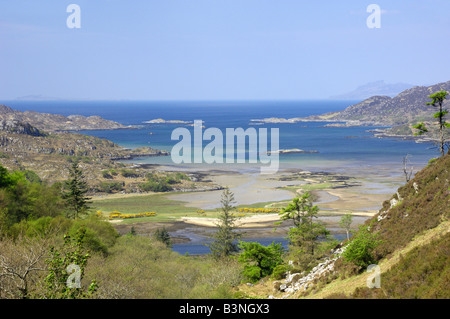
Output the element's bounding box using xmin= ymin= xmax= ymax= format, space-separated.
xmin=342 ymin=225 xmax=381 ymax=269
xmin=238 ymin=241 xmax=285 ymax=283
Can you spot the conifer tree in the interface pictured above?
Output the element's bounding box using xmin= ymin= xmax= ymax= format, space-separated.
xmin=207 ymin=188 xmax=241 ymax=258
xmin=413 ymin=90 xmax=450 ymax=156
xmin=63 ymin=161 xmax=91 ymax=219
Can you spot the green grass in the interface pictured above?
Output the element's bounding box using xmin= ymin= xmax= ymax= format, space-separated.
xmin=92 ymin=192 xmax=202 ymax=222
xmin=281 ymin=182 xmax=334 ymax=194
xmin=92 ymin=192 xmax=292 ymax=223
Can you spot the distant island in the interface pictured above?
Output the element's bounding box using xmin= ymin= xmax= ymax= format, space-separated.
xmin=251 ymin=80 xmax=450 ymax=140
xmin=143 ymin=118 xmax=193 ymax=124
xmin=260 ymin=149 xmax=319 ymax=155
xmin=330 ymin=80 xmax=414 ymax=100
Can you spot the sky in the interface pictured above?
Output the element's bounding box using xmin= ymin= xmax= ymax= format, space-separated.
xmin=1 ymin=0 xmax=450 ymax=101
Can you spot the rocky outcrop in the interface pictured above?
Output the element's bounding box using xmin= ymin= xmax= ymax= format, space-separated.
xmin=0 ymin=104 xmax=128 ymax=132
xmin=270 ymin=246 xmax=346 ymax=298
xmin=0 ymin=120 xmax=45 ymax=137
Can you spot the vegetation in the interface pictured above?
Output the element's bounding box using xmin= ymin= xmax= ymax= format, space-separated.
xmin=154 ymin=227 xmax=172 ymax=248
xmin=207 ymin=188 xmax=242 ymax=258
xmin=413 ymin=90 xmax=450 ymax=156
xmin=341 ymin=225 xmax=381 ymax=269
xmin=339 ymin=212 xmax=353 ymax=241
xmin=44 ymin=227 xmax=98 ymax=299
xmin=238 ymin=241 xmax=285 ymax=283
xmin=63 ymin=161 xmax=92 ymax=219
xmin=0 ymin=163 xmax=242 ymax=299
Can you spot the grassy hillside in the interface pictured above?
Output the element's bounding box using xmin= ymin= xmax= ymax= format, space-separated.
xmin=315 ymin=154 xmax=449 ymax=298
xmin=238 ymin=154 xmax=449 ymax=299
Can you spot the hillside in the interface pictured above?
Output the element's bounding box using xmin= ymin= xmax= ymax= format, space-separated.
xmin=316 ymin=80 xmax=450 ymax=127
xmin=0 ymin=104 xmax=128 ymax=131
xmin=239 ymin=154 xmax=450 ymax=299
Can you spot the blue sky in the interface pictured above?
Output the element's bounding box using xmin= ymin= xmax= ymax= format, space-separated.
xmin=1 ymin=0 xmax=450 ymax=100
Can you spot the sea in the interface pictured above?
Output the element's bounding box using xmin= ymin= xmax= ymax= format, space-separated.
xmin=1 ymin=99 xmax=440 ymax=254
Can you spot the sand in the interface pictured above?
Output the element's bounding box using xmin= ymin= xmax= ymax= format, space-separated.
xmin=169 ymin=165 xmax=403 ymax=227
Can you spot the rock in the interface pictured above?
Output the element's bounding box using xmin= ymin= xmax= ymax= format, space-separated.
xmin=413 ymin=182 xmax=419 ymax=194
xmin=273 ymin=281 xmax=282 ymax=291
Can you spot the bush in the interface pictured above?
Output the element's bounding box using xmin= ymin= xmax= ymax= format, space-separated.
xmin=238 ymin=241 xmax=285 ymax=283
xmin=342 ymin=225 xmax=381 ymax=269
xmin=139 ymin=181 xmax=172 ymax=192
xmin=120 ymin=169 xmax=140 ymax=178
xmin=98 ymin=182 xmax=124 ymax=193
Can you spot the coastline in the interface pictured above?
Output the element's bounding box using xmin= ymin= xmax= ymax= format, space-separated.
xmin=105 ymin=160 xmax=407 ymax=247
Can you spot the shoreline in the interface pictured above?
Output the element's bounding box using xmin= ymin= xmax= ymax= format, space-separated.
xmin=105 ymin=161 xmax=407 ymax=246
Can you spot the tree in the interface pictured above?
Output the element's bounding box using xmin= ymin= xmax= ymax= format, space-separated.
xmin=413 ymin=90 xmax=450 ymax=157
xmin=63 ymin=161 xmax=91 ymax=219
xmin=402 ymin=154 xmax=414 ymax=183
xmin=238 ymin=241 xmax=284 ymax=283
xmin=278 ymin=192 xmax=314 ymax=227
xmin=154 ymin=227 xmax=172 ymax=248
xmin=280 ymin=192 xmax=329 ymax=257
xmin=207 ymin=188 xmax=241 ymax=258
xmin=44 ymin=227 xmax=97 ymax=299
xmin=339 ymin=212 xmax=353 ymax=241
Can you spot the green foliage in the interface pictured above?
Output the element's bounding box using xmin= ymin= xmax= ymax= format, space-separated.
xmin=279 ymin=192 xmax=315 ymax=227
xmin=0 ymin=166 xmax=65 ymax=232
xmin=154 ymin=227 xmax=172 ymax=248
xmin=352 ymin=232 xmax=450 ymax=299
xmin=207 ymin=188 xmax=241 ymax=258
xmin=120 ymin=169 xmax=140 ymax=178
xmin=85 ymin=235 xmax=242 ymax=298
xmin=412 ymin=122 xmax=428 ymax=136
xmin=139 ymin=180 xmax=173 ymax=192
xmin=22 ymin=170 xmax=42 ymax=184
xmin=339 ymin=212 xmax=353 ymax=241
xmin=101 ymin=170 xmax=113 ymax=179
xmin=271 ymin=264 xmax=292 ymax=280
xmin=342 ymin=225 xmax=381 ymax=269
xmin=98 ymin=181 xmax=124 ymax=193
xmin=63 ymin=161 xmax=92 ymax=219
xmin=414 ymin=90 xmax=449 ymax=156
xmin=44 ymin=227 xmax=98 ymax=299
xmin=281 ymin=192 xmax=330 ymax=255
xmin=238 ymin=241 xmax=285 ymax=283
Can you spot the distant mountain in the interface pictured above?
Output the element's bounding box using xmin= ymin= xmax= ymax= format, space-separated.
xmin=330 ymin=80 xmax=414 ymax=100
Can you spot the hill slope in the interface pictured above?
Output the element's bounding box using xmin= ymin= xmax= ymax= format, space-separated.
xmin=0 ymin=104 xmax=127 ymax=131
xmin=238 ymin=154 xmax=450 ymax=299
xmin=317 ymin=80 xmax=450 ymax=127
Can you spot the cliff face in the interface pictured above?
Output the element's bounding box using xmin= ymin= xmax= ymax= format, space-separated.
xmin=0 ymin=105 xmax=127 ymax=131
xmin=0 ymin=120 xmax=45 ymax=137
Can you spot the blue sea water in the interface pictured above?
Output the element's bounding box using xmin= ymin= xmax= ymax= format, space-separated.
xmin=3 ymin=99 xmax=438 ymax=171
xmin=2 ymin=99 xmax=438 ymax=255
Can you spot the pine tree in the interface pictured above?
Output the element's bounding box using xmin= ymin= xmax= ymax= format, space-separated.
xmin=413 ymin=90 xmax=450 ymax=156
xmin=154 ymin=227 xmax=172 ymax=247
xmin=280 ymin=192 xmax=329 ymax=256
xmin=207 ymin=188 xmax=241 ymax=258
xmin=63 ymin=161 xmax=91 ymax=219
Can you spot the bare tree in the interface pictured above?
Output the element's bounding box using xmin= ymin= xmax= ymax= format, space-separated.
xmin=0 ymin=236 xmax=49 ymax=298
xmin=402 ymin=154 xmax=414 ymax=183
